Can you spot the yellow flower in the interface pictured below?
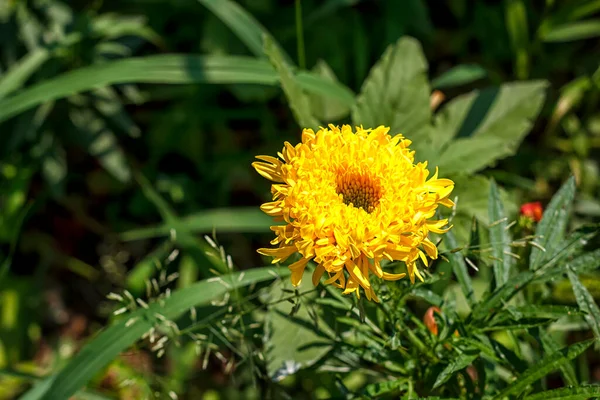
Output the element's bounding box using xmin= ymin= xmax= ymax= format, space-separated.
xmin=253 ymin=125 xmax=454 ymax=301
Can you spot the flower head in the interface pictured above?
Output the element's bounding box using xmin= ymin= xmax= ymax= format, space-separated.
xmin=253 ymin=125 xmax=454 ymax=301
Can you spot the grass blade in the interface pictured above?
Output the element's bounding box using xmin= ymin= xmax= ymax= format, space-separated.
xmin=488 ymin=179 xmax=512 ymax=287
xmin=0 ymin=55 xmax=354 ymax=124
xmin=120 ymin=207 xmax=273 ymax=241
xmin=263 ymin=35 xmax=321 ymax=129
xmin=530 ymin=177 xmax=576 ymax=270
xmin=198 ymin=0 xmax=292 ymax=63
xmin=444 ymin=229 xmax=475 ymax=308
xmin=29 ymin=267 xmax=289 ymax=400
xmin=492 ymin=340 xmax=594 ymax=400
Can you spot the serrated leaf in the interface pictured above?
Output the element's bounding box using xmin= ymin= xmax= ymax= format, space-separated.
xmin=489 ymin=180 xmax=512 ymax=287
xmin=567 ymin=267 xmax=600 ymax=344
xmin=431 ymin=64 xmax=487 ymax=90
xmin=437 ymin=136 xmax=509 ymax=175
xmin=444 ymin=229 xmax=475 ymax=308
xmin=432 ymin=81 xmax=547 ymax=158
xmin=264 ymin=270 xmax=334 ymax=381
xmin=523 ymin=384 xmax=600 ymax=400
xmin=23 ymin=268 xmax=289 ymax=400
xmin=433 ymin=351 xmax=479 ymax=389
xmin=530 ymin=177 xmax=576 ymax=270
xmin=492 ymin=340 xmax=594 ymax=400
xmin=263 ymin=35 xmax=321 ymax=130
xmin=472 ymin=271 xmax=534 ymax=322
xmin=351 ymin=37 xmax=431 ymax=140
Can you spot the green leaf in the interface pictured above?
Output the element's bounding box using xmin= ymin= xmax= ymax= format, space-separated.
xmin=309 ymin=60 xmax=351 ymax=121
xmin=431 ymin=64 xmax=487 ymax=90
xmin=198 ymin=0 xmax=291 ymax=63
xmin=488 ymin=180 xmax=512 ymax=287
xmin=0 ymin=55 xmax=354 ymax=124
xmin=505 ymin=0 xmax=530 ymax=79
xmin=436 ymin=136 xmax=508 ymax=175
xmin=125 ymin=241 xmax=175 ymax=294
xmin=496 ymin=305 xmax=583 ymax=321
xmin=492 ymin=340 xmax=594 ymax=400
xmin=351 ymin=37 xmax=431 ymax=140
xmin=362 ymin=378 xmax=408 ymax=397
xmin=530 ymin=177 xmax=576 ymax=270
xmin=567 ymin=267 xmax=600 ymax=344
xmin=120 ymin=207 xmax=272 ymax=241
xmin=264 ymin=270 xmax=334 ymax=381
xmin=0 ymin=48 xmax=50 ymax=99
xmin=471 ymin=271 xmax=534 ymax=322
xmin=432 ymin=81 xmax=547 ymax=170
xmin=263 ymin=35 xmax=321 ymax=130
xmin=523 ymin=385 xmax=600 ymax=400
xmin=433 ymin=351 xmax=479 ymax=389
xmin=537 ymin=328 xmax=578 ymax=386
xmin=484 ymin=318 xmax=556 ymax=331
xmin=24 ymin=267 xmax=289 ymax=400
xmin=68 ymin=106 xmax=131 ymax=183
xmin=444 ymin=229 xmax=475 ymax=308
xmin=541 ymin=20 xmax=600 ymax=42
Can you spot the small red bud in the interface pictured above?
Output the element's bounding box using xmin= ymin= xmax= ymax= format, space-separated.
xmin=520 ymin=201 xmax=543 ymax=222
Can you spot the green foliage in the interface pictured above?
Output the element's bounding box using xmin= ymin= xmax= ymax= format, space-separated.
xmin=2 ymin=0 xmax=600 ymax=399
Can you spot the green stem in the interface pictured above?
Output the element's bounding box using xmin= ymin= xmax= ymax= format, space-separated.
xmin=295 ymin=0 xmax=306 ymax=69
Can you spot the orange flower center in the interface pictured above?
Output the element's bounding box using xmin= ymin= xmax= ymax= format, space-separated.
xmin=335 ymin=170 xmax=383 ymax=213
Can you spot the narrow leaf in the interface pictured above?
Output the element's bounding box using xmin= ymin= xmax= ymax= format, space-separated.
xmin=523 ymin=384 xmax=600 ymax=400
xmin=492 ymin=340 xmax=594 ymax=400
xmin=537 ymin=328 xmax=578 ymax=386
xmin=488 ymin=180 xmax=512 ymax=287
xmin=0 ymin=55 xmax=354 ymax=124
xmin=29 ymin=268 xmax=289 ymax=400
xmin=120 ymin=207 xmax=272 ymax=241
xmin=567 ymin=267 xmax=600 ymax=344
xmin=444 ymin=229 xmax=475 ymax=308
xmin=472 ymin=271 xmax=534 ymax=322
xmin=433 ymin=352 xmax=479 ymax=389
xmin=542 ymin=20 xmax=600 ymax=42
xmin=530 ymin=177 xmax=576 ymax=270
xmin=263 ymin=35 xmax=321 ymax=130
xmin=198 ymin=0 xmax=292 ymax=63
xmin=0 ymin=48 xmax=50 ymax=99
xmin=362 ymin=378 xmax=408 ymax=397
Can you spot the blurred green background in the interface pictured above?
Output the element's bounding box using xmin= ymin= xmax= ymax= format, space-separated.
xmin=0 ymin=0 xmax=599 ymax=398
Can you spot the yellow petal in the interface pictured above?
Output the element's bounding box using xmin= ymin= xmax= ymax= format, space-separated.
xmin=312 ymin=264 xmax=325 ymax=286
